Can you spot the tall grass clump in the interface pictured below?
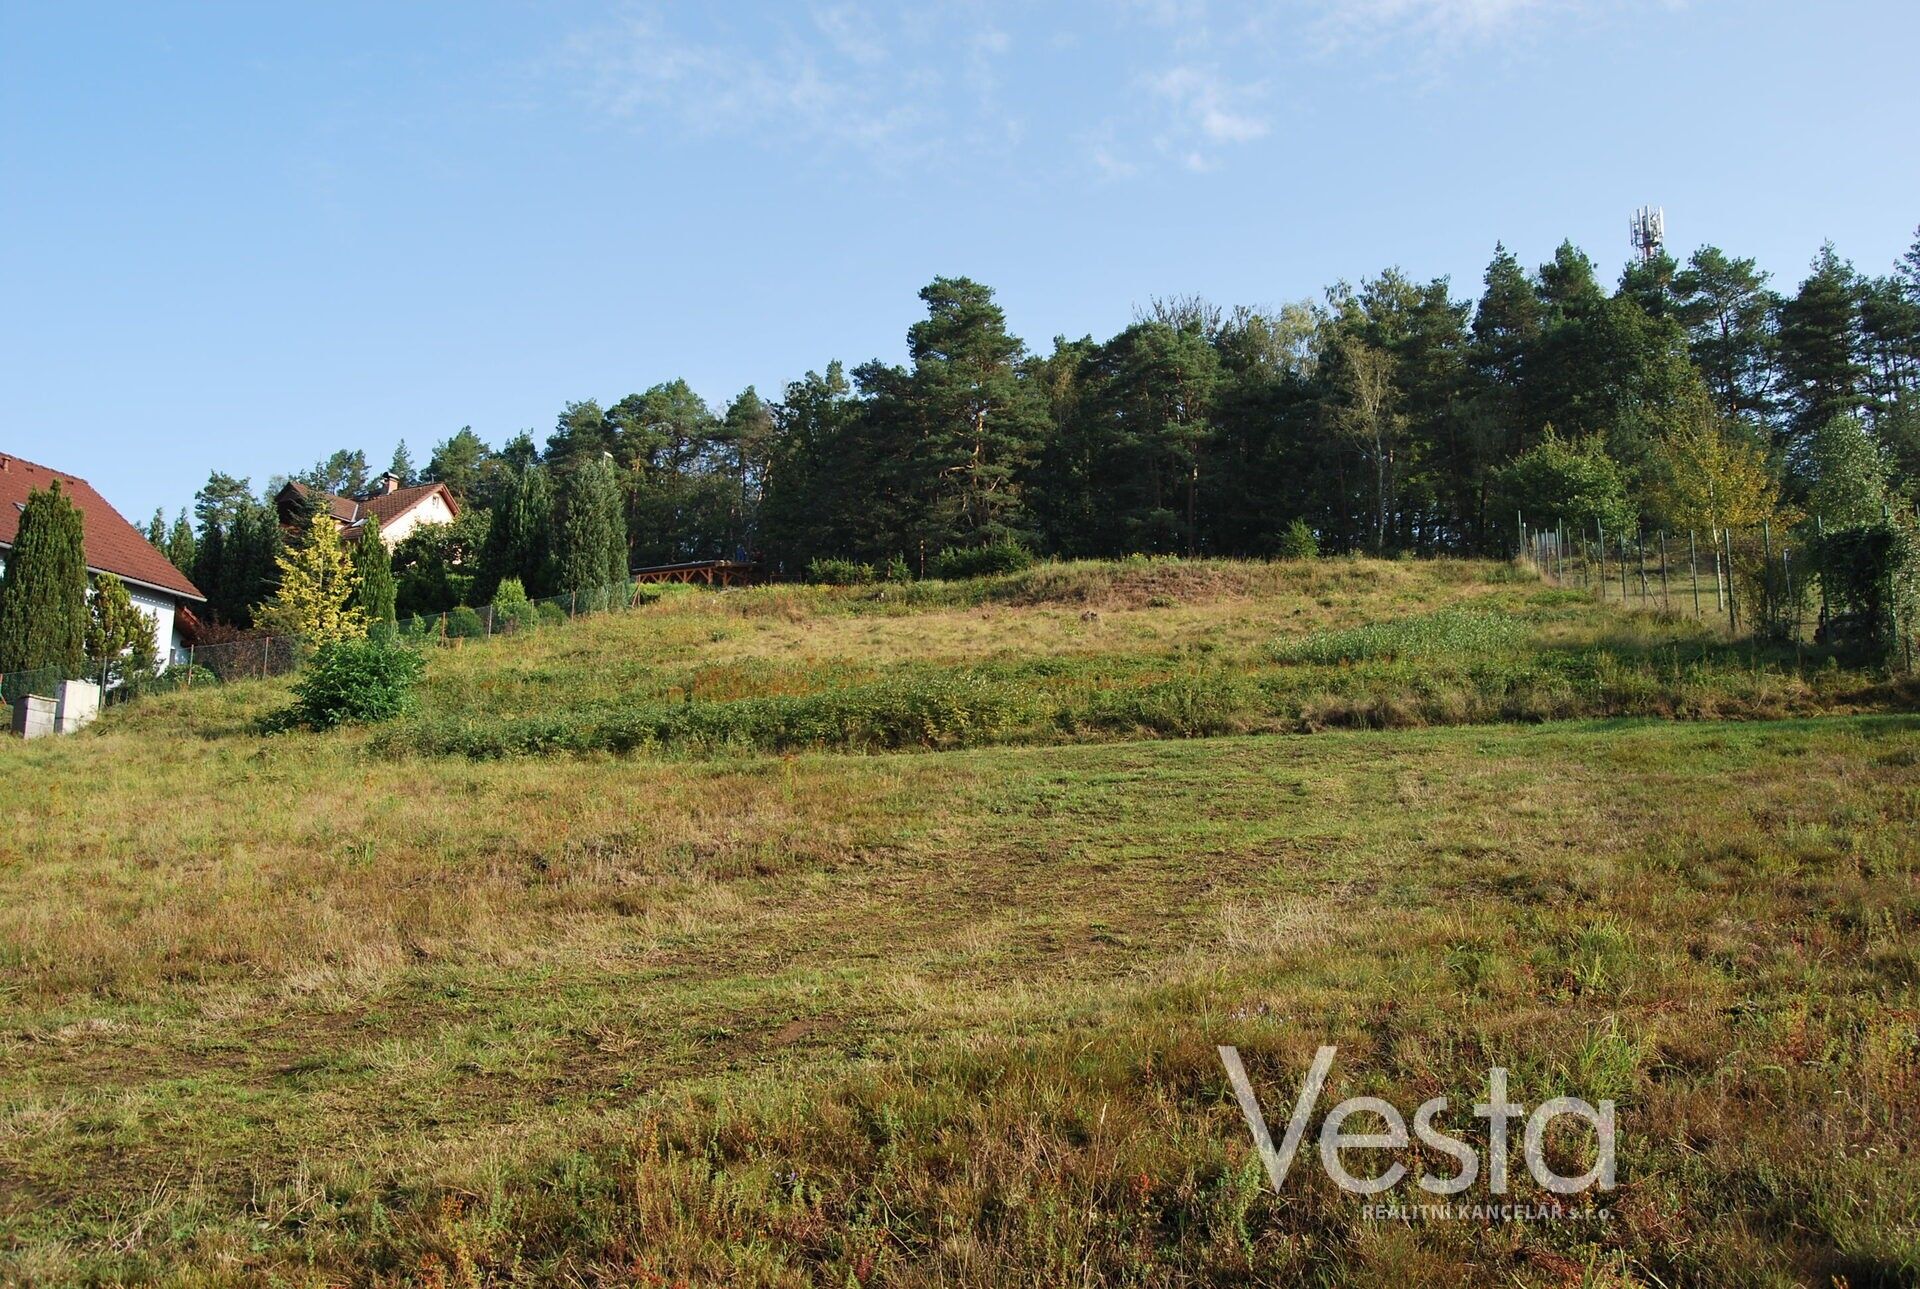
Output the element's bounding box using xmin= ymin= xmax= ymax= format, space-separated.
xmin=380 ymin=671 xmax=1032 ymax=758
xmin=1270 ymin=607 xmax=1528 ymax=665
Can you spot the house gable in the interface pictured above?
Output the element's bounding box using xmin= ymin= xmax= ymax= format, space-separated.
xmin=275 ymin=478 xmax=461 ymax=549
xmin=0 ymin=453 xmax=204 ymax=603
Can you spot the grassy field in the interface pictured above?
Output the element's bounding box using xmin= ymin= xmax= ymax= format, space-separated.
xmin=1 ymin=557 xmax=1916 ymax=1286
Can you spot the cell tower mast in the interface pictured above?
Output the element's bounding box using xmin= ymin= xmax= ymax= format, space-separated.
xmin=1630 ymin=205 xmax=1666 ymax=265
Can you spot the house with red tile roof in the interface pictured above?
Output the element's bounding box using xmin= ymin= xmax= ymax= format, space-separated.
xmin=0 ymin=453 xmax=206 ymax=667
xmin=273 ymin=472 xmax=460 ymax=549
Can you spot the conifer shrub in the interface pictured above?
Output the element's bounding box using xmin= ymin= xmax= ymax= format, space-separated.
xmin=1276 ymin=519 xmax=1319 ymax=560
xmin=929 ymin=539 xmax=1034 ymax=579
xmin=807 ymin=557 xmax=873 ymax=586
xmin=491 ymin=578 xmax=540 ymax=633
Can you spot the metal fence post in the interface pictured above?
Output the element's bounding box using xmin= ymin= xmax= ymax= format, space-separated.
xmin=1659 ymin=531 xmax=1670 ymax=612
xmin=1688 ymin=530 xmax=1700 ymax=619
xmin=1596 ymin=521 xmax=1605 ymax=600
xmin=1723 ymin=527 xmax=1738 ymax=632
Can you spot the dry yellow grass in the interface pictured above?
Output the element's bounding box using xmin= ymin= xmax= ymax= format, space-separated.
xmin=0 ymin=558 xmax=1914 ymax=1285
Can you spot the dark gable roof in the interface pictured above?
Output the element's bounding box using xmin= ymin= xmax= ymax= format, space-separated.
xmin=0 ymin=453 xmax=205 ymax=601
xmin=279 ymin=480 xmax=459 ymax=538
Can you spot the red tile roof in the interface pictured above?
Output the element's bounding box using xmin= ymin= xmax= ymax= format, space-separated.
xmin=0 ymin=453 xmax=204 ymax=601
xmin=278 ymin=479 xmax=459 ymax=538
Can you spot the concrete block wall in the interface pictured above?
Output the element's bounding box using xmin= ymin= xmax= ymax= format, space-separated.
xmin=54 ymin=680 xmax=100 ymax=733
xmin=10 ymin=695 xmax=56 ymax=740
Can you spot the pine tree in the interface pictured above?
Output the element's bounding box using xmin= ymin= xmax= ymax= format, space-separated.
xmin=0 ymin=480 xmax=89 ymax=675
xmin=262 ymin=510 xmax=367 ymax=644
xmin=192 ymin=521 xmax=227 ymax=619
xmin=387 ymin=441 xmax=417 ymax=488
xmin=350 ymin=514 xmax=397 ymax=628
xmin=146 ymin=509 xmax=167 ymax=549
xmin=84 ymin=572 xmax=158 ymax=685
xmin=898 ymin=277 xmax=1049 ymax=549
xmin=1777 ymin=244 xmax=1867 ymax=452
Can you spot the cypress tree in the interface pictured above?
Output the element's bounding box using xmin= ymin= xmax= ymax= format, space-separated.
xmin=165 ymin=510 xmax=198 ymax=577
xmin=350 ymin=514 xmax=397 ymax=627
xmin=84 ymin=572 xmax=158 ymax=685
xmin=477 ymin=464 xmax=557 ymax=602
xmin=221 ymin=503 xmax=285 ymax=628
xmin=0 ymin=480 xmax=89 ymax=675
xmin=556 ymin=455 xmax=627 ymax=596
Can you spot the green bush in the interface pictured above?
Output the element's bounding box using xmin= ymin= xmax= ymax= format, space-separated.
xmin=445 ymin=606 xmax=486 ymax=639
xmin=1815 ymin=521 xmax=1920 ymax=664
xmin=808 ymin=558 xmax=874 ymax=586
xmin=929 ymin=539 xmax=1034 ymax=579
xmin=1276 ymin=519 xmax=1319 ymax=560
xmin=536 ymin=602 xmax=567 ymax=627
xmin=883 ymin=555 xmax=914 ymax=584
xmin=492 ymin=578 xmax=540 ymax=633
xmin=284 ymin=638 xmax=425 ymax=730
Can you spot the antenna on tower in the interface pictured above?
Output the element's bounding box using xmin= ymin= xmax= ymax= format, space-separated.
xmin=1630 ymin=205 xmax=1666 ymax=265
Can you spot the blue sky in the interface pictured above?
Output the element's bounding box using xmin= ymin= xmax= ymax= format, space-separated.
xmin=3 ymin=1 xmax=1916 ymax=522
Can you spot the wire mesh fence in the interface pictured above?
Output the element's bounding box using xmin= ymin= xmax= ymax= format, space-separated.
xmin=1517 ymin=515 xmax=1917 ymax=669
xmin=2 ymin=577 xmax=665 ymax=724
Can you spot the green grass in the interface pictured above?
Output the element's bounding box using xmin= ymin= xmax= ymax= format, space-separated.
xmin=318 ymin=559 xmax=1904 ymax=759
xmin=1 ymin=558 xmax=1916 ymax=1286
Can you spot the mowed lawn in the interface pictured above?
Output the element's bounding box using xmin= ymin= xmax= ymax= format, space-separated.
xmin=1 ymin=560 xmax=1916 ymax=1286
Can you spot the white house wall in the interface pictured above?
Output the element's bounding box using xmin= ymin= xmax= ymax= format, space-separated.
xmin=127 ymin=586 xmax=183 ymax=670
xmin=0 ymin=550 xmax=187 ymax=673
xmin=379 ymin=493 xmax=456 ymax=546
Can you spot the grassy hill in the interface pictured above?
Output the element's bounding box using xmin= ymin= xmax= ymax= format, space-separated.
xmin=2 ymin=558 xmax=1916 ymax=1286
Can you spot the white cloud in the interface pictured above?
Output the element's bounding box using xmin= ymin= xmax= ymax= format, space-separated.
xmin=1302 ymin=0 xmax=1687 ymax=48
xmin=1316 ymin=0 xmax=1544 ymax=34
xmin=811 ymin=4 xmax=889 ymax=66
xmin=554 ymin=4 xmax=1016 ymax=165
xmin=1144 ymin=63 xmax=1269 ymax=166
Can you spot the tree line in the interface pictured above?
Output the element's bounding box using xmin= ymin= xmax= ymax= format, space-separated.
xmin=145 ymin=226 xmax=1920 ymax=630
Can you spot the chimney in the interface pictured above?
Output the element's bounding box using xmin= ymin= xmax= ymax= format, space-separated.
xmin=379 ymin=471 xmax=400 ymax=494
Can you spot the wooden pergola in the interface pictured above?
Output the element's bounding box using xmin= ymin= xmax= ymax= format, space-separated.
xmin=628 ymin=559 xmax=767 ymax=588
